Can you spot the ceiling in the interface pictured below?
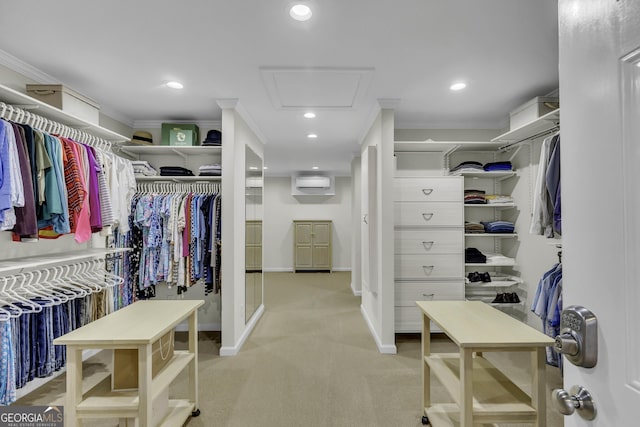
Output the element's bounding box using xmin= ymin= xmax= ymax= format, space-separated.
xmin=0 ymin=0 xmax=559 ymax=176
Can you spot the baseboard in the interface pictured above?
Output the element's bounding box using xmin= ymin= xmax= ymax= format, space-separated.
xmin=219 ymin=304 xmax=264 ymax=356
xmin=360 ymin=305 xmax=397 ymax=354
xmin=332 ymin=267 xmax=351 ymax=272
xmin=351 ymin=282 xmax=362 ymax=296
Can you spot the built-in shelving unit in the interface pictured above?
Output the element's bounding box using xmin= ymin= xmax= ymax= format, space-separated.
xmin=0 ymin=83 xmax=129 ymax=142
xmin=120 ymin=144 xmax=222 ymax=183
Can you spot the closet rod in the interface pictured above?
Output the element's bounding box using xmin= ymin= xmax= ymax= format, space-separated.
xmin=136 ymin=181 xmax=221 ymax=194
xmin=0 ymin=101 xmax=113 ymax=152
xmin=498 ymin=126 xmax=560 ymax=152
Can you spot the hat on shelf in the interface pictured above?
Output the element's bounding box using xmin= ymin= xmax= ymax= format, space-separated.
xmin=131 ymin=131 xmax=153 ymax=145
xmin=202 ymin=129 xmax=222 ymax=146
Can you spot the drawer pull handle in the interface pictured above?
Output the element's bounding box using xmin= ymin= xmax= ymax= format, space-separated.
xmin=422 ymin=293 xmax=435 ymax=300
xmin=422 ymin=213 xmax=434 ymax=221
xmin=422 ymin=241 xmax=434 ymax=250
xmin=422 ymin=265 xmax=435 ymax=275
xmin=422 ymin=189 xmax=434 ymax=195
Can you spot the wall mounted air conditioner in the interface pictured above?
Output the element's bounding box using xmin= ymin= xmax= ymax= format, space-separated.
xmin=295 ymin=176 xmax=331 ymax=189
xmin=291 ymin=175 xmax=336 ymax=196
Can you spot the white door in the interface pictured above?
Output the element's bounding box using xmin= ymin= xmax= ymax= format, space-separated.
xmin=559 ymin=1 xmax=640 ymax=425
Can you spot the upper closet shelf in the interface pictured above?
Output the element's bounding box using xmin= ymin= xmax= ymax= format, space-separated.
xmin=0 ymin=248 xmax=130 ymax=275
xmin=395 ymin=140 xmax=503 ymax=153
xmin=450 ymin=171 xmax=516 ymax=180
xmin=119 ymin=145 xmax=221 ymax=157
xmin=492 ymin=109 xmax=560 ymax=145
xmin=135 ymin=176 xmax=221 ymax=182
xmin=0 ymin=84 xmax=129 ymax=142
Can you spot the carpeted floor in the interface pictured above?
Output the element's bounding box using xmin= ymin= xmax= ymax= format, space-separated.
xmin=16 ymin=271 xmax=563 ymax=426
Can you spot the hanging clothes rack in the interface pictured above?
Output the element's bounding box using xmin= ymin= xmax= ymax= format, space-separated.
xmin=498 ymin=125 xmax=560 ymax=151
xmin=136 ymin=180 xmax=221 ymax=194
xmin=0 ymin=101 xmax=113 ymax=152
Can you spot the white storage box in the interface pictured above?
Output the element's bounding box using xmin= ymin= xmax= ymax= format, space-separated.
xmin=26 ymin=84 xmax=100 ymax=124
xmin=509 ymin=96 xmax=559 ymax=130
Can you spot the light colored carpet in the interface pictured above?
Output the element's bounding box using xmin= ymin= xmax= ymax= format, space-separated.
xmin=16 ymin=271 xmax=563 ymax=427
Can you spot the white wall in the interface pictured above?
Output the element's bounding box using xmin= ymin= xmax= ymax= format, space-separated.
xmin=350 ymin=157 xmax=362 ymax=295
xmin=359 ymin=107 xmax=396 ymax=354
xmin=263 ymin=176 xmax=352 ymax=271
xmin=220 ymin=102 xmax=265 ymax=356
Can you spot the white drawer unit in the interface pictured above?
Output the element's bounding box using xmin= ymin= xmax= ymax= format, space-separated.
xmin=394 ymin=229 xmax=463 ymax=254
xmin=395 ymin=281 xmax=464 ymax=307
xmin=393 ymin=177 xmax=463 ymax=202
xmin=393 ymin=176 xmax=464 ymax=333
xmin=395 ymin=254 xmax=464 ymax=280
xmin=394 ymin=202 xmax=463 ymax=227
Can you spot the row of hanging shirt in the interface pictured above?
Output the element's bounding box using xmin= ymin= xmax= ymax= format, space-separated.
xmin=0 ymin=118 xmax=136 ymax=243
xmin=530 ymin=132 xmax=561 ymax=238
xmin=114 ymin=184 xmax=222 ymax=299
xmin=531 ymin=261 xmax=563 ymax=369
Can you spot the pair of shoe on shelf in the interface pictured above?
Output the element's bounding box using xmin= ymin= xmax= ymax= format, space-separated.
xmin=467 ymin=271 xmax=491 ymax=282
xmin=491 ymin=292 xmax=520 ymax=304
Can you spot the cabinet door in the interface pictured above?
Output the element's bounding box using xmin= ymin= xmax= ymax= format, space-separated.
xmin=246 ymin=221 xmax=262 ymax=245
xmin=245 ymin=246 xmax=262 ymax=270
xmin=312 ymin=245 xmax=331 ymax=269
xmin=312 ymin=222 xmax=331 ymax=245
xmin=294 ymin=222 xmax=313 ymax=245
xmin=295 ymin=246 xmax=313 ymax=269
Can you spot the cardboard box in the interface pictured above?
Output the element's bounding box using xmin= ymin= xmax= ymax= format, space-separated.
xmin=26 ymin=84 xmax=100 ymax=125
xmin=111 ymin=330 xmax=174 ymax=390
xmin=161 ymin=123 xmax=199 ymax=146
xmin=509 ymin=96 xmax=559 ymax=130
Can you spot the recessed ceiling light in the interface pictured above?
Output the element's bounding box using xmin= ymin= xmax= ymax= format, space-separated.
xmin=636 ymin=62 xmax=640 ymax=68
xmin=450 ymin=82 xmax=466 ymax=91
xmin=290 ymin=4 xmax=312 ymax=21
xmin=249 ymin=166 xmax=258 ymax=170
xmin=312 ymin=166 xmax=319 ymax=170
xmin=307 ymin=133 xmax=318 ymax=139
xmin=263 ymin=166 xmax=268 ymax=170
xmin=166 ymin=81 xmax=184 ymax=89
xmin=304 ymin=112 xmax=316 ymax=119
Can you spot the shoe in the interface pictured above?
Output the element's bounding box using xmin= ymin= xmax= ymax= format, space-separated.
xmin=510 ymin=292 xmax=520 ymax=303
xmin=491 ymin=293 xmax=505 ymax=303
xmin=467 ymin=272 xmax=481 ymax=282
xmin=480 ymin=272 xmax=491 ymax=282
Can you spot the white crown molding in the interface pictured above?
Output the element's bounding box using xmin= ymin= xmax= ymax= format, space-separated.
xmin=100 ymin=107 xmax=135 ymax=128
xmin=216 ymin=98 xmax=239 ymax=110
xmin=133 ymin=119 xmax=222 ymax=129
xmin=0 ymin=49 xmax=59 ymax=84
xmin=217 ymin=98 xmax=268 ymax=144
xmin=377 ymin=98 xmax=402 ymax=110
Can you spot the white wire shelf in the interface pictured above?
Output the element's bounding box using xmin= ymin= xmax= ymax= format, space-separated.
xmin=0 ymin=248 xmax=130 ymax=275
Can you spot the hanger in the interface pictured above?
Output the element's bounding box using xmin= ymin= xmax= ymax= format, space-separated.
xmin=0 ymin=276 xmax=32 ymax=316
xmin=58 ymin=265 xmax=92 ymax=297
